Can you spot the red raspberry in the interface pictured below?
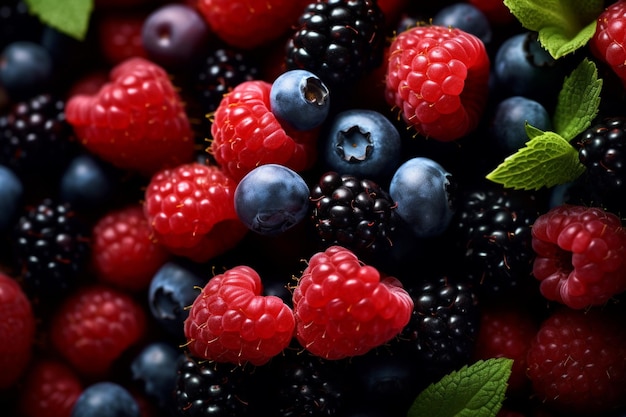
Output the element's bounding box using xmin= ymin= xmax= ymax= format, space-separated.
xmin=292 ymin=246 xmax=413 ymax=360
xmin=50 ymin=284 xmax=146 ymax=377
xmin=526 ymin=307 xmax=626 ymax=415
xmin=197 ymin=0 xmax=311 ymax=49
xmin=0 ymin=272 xmax=36 ymax=389
xmin=143 ymin=162 xmax=248 ymax=262
xmin=531 ymin=204 xmax=626 ymax=309
xmin=385 ymin=25 xmax=490 ymax=141
xmin=65 ymin=57 xmax=195 ymax=176
xmin=92 ymin=204 xmax=171 ymax=292
xmin=18 ymin=358 xmax=83 ymax=417
xmin=472 ymin=302 xmax=538 ymax=395
xmin=96 ymin=10 xmax=148 ymax=65
xmin=209 ymin=80 xmax=318 ymax=182
xmin=591 ymin=1 xmax=626 ymax=86
xmin=184 ymin=265 xmax=295 ymax=366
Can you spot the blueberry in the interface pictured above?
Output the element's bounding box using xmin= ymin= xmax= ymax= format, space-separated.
xmin=270 ymin=69 xmax=330 ymax=131
xmin=0 ymin=164 xmax=22 ymax=231
xmin=148 ymin=262 xmax=206 ymax=340
xmin=130 ymin=342 xmax=179 ymax=411
xmin=71 ymin=382 xmax=140 ymax=417
xmin=59 ymin=154 xmax=116 ymax=211
xmin=489 ymin=96 xmax=553 ymax=155
xmin=389 ymin=157 xmax=455 ymax=238
xmin=320 ymin=109 xmax=402 ymax=183
xmin=492 ymin=32 xmax=564 ymax=103
xmin=0 ymin=41 xmax=53 ymax=101
xmin=141 ymin=3 xmax=210 ymax=71
xmin=432 ymin=3 xmax=492 ymax=44
xmin=234 ymin=164 xmax=310 ymax=236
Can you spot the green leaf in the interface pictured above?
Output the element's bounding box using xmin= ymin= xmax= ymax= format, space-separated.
xmin=407 ymin=358 xmax=513 ymax=417
xmin=486 ymin=131 xmax=586 ymax=190
xmin=503 ymin=0 xmax=604 ymax=58
xmin=525 ymin=122 xmax=545 ymax=140
xmin=25 ymin=0 xmax=93 ymax=41
xmin=553 ymin=58 xmax=602 ymax=140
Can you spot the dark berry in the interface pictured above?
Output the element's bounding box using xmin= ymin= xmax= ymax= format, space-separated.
xmin=13 ymin=198 xmax=90 ymax=302
xmin=130 ymin=342 xmax=179 ymax=412
xmin=432 ymin=2 xmax=492 ymax=44
xmin=0 ymin=164 xmax=22 ymax=231
xmin=285 ymin=0 xmax=386 ymax=90
xmin=0 ymin=41 xmax=54 ymax=101
xmin=310 ymin=171 xmax=398 ymax=259
xmin=71 ymin=382 xmax=140 ymax=417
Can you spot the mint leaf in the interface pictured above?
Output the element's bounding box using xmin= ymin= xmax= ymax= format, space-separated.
xmin=25 ymin=0 xmax=93 ymax=41
xmin=503 ymin=0 xmax=604 ymax=58
xmin=486 ymin=132 xmax=585 ymax=190
xmin=553 ymin=58 xmax=602 ymax=140
xmin=525 ymin=122 xmax=545 ymax=140
xmin=408 ymin=358 xmax=513 ymax=417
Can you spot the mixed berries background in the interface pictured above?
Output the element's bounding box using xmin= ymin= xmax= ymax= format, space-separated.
xmin=3 ymin=0 xmax=626 ymax=417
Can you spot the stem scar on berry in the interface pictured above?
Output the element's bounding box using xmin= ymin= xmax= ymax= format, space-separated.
xmin=336 ymin=126 xmax=373 ymax=162
xmin=303 ymin=76 xmax=329 ymax=106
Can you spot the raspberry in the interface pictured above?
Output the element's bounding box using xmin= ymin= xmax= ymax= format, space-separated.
xmin=197 ymin=0 xmax=310 ymax=49
xmin=0 ymin=272 xmax=35 ymax=389
xmin=50 ymin=284 xmax=146 ymax=377
xmin=209 ymin=80 xmax=318 ymax=182
xmin=526 ymin=307 xmax=626 ymax=415
xmin=18 ymin=358 xmax=84 ymax=417
xmin=91 ymin=204 xmax=171 ymax=292
xmin=292 ymin=245 xmax=413 ymax=359
xmin=531 ymin=204 xmax=626 ymax=309
xmin=143 ymin=162 xmax=248 ymax=263
xmin=65 ymin=57 xmax=195 ymax=176
xmin=96 ymin=10 xmax=148 ymax=65
xmin=385 ymin=24 xmax=490 ymax=141
xmin=472 ymin=302 xmax=538 ymax=395
xmin=184 ymin=265 xmax=296 ymax=366
xmin=591 ymin=1 xmax=626 ymax=86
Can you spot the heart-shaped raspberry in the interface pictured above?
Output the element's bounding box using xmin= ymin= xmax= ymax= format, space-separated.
xmin=184 ymin=265 xmax=295 ymax=366
xmin=292 ymin=245 xmax=414 ymax=359
xmin=65 ymin=57 xmax=195 ymax=176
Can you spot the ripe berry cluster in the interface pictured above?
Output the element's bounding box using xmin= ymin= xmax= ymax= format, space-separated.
xmin=2 ymin=1 xmax=626 ymax=417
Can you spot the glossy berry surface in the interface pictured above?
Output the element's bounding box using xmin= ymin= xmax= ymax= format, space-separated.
xmin=184 ymin=265 xmax=295 ymax=366
xmin=270 ymin=69 xmax=330 ymax=131
xmin=292 ymin=246 xmax=413 ymax=359
xmin=591 ymin=0 xmax=626 ymax=86
xmin=389 ymin=157 xmax=456 ymax=238
xmin=141 ymin=3 xmax=210 ymax=71
xmin=0 ymin=164 xmax=22 ymax=231
xmin=234 ymin=163 xmax=310 ymax=236
xmin=147 ymin=262 xmax=206 ymax=341
xmin=130 ymin=342 xmax=179 ymax=411
xmin=432 ymin=3 xmax=493 ymax=44
xmin=531 ymin=204 xmax=626 ymax=309
xmin=320 ymin=109 xmax=402 ymax=183
xmin=58 ymin=154 xmax=115 ymax=211
xmin=71 ymin=382 xmax=140 ymax=417
xmin=0 ymin=41 xmax=53 ymax=101
xmin=385 ymin=24 xmax=490 ymax=141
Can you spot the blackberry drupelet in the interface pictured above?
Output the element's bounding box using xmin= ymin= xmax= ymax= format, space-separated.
xmin=13 ymin=199 xmax=90 ymax=302
xmin=396 ymin=275 xmax=480 ymax=383
xmin=284 ymin=0 xmax=386 ymax=90
xmin=450 ymin=186 xmax=539 ymax=297
xmin=175 ymin=354 xmax=257 ymax=417
xmin=310 ymin=171 xmax=398 ymax=259
xmin=0 ymin=94 xmax=76 ymax=180
xmin=571 ymin=116 xmax=626 ymax=215
xmin=193 ymin=48 xmax=260 ymax=114
xmin=260 ymin=349 xmax=349 ymax=417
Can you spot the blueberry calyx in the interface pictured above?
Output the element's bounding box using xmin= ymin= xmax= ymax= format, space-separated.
xmin=336 ymin=126 xmax=373 ymax=162
xmin=302 ymin=75 xmax=329 ymax=107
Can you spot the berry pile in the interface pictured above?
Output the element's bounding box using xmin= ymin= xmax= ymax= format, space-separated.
xmin=3 ymin=1 xmax=626 ymax=417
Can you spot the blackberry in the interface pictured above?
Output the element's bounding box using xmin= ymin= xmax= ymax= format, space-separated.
xmin=0 ymin=94 xmax=77 ymax=179
xmin=259 ymin=349 xmax=349 ymax=417
xmin=396 ymin=275 xmax=480 ymax=382
xmin=310 ymin=171 xmax=398 ymax=259
xmin=175 ymin=354 xmax=257 ymax=417
xmin=193 ymin=48 xmax=260 ymax=114
xmin=450 ymin=186 xmax=540 ymax=297
xmin=13 ymin=198 xmax=90 ymax=301
xmin=571 ymin=116 xmax=626 ymax=214
xmin=284 ymin=0 xmax=386 ymax=90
